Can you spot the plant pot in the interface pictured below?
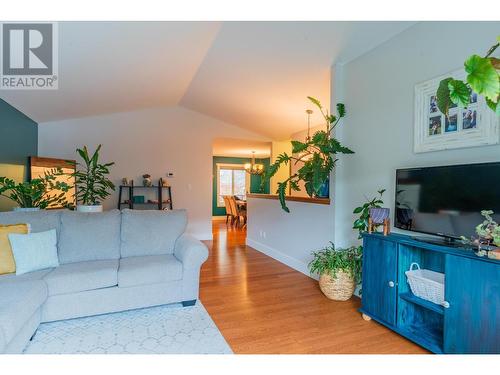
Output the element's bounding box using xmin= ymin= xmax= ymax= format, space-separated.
xmin=76 ymin=205 xmax=103 ymax=213
xmin=319 ymin=270 xmax=355 ymax=301
xmin=316 ymin=179 xmax=329 ymax=198
xmin=12 ymin=207 xmax=41 ymax=212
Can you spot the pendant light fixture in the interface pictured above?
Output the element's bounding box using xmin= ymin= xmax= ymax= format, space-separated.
xmin=305 ymin=109 xmax=313 ymax=141
xmin=244 ymin=151 xmax=264 ymax=175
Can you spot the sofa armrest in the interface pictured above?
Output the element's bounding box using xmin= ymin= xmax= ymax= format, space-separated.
xmin=174 ymin=234 xmax=209 ymax=269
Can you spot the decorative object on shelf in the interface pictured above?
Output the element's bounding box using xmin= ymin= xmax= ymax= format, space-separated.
xmin=405 ymin=263 xmax=445 ymax=307
xmin=488 ymin=249 xmax=500 ymax=260
xmin=0 ymin=168 xmax=71 ymax=211
xmin=243 ymin=152 xmax=264 ymax=175
xmin=461 ymin=210 xmax=500 ymax=257
xmin=72 ymin=144 xmax=115 ymax=213
xmin=436 ymin=38 xmax=499 ymax=116
xmin=368 ymin=207 xmax=390 ymax=236
xmin=353 ymin=189 xmax=386 ymax=239
xmin=133 ymin=196 xmax=145 ymax=204
xmin=121 ymin=178 xmax=131 ymax=186
xmin=474 ymin=210 xmax=500 ymax=247
xmin=159 ymin=177 xmax=169 ymax=187
xmin=308 ymin=243 xmax=362 ymax=301
xmin=262 ymin=96 xmax=353 ymax=212
xmin=414 ymin=68 xmax=499 ymax=153
xmin=118 ymin=179 xmax=173 ymax=211
xmin=142 ymin=174 xmax=152 ymax=187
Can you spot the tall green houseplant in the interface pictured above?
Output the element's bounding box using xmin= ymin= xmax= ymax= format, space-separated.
xmin=73 ymin=145 xmax=115 ymax=210
xmin=263 ymin=96 xmax=354 ymax=212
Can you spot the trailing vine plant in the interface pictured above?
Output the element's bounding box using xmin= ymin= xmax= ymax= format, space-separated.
xmin=436 ymin=37 xmax=500 ymax=116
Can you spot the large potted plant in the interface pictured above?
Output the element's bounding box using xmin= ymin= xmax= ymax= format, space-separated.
xmin=0 ymin=168 xmax=70 ymax=211
xmin=308 ymin=243 xmax=362 ymax=301
xmin=72 ymin=145 xmax=115 ymax=212
xmin=263 ymin=96 xmax=354 ymax=212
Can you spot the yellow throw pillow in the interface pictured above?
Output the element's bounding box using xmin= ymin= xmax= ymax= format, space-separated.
xmin=0 ymin=224 xmax=30 ymax=275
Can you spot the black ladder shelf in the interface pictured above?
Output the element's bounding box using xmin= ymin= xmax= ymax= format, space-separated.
xmin=118 ymin=179 xmax=173 ymax=210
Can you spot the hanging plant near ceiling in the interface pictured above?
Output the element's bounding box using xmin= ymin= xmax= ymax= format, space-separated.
xmin=262 ymin=96 xmax=354 ymax=212
xmin=436 ymin=36 xmax=500 ymax=116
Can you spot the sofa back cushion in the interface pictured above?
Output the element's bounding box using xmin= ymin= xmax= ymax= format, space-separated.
xmin=120 ymin=209 xmax=187 ymax=258
xmin=58 ymin=209 xmax=121 ymax=264
xmin=0 ymin=210 xmax=62 ymax=236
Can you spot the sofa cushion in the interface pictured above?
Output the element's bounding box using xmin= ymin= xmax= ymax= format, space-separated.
xmin=118 ymin=255 xmax=183 ymax=288
xmin=58 ymin=210 xmax=121 ymax=264
xmin=9 ymin=229 xmax=60 ymax=275
xmin=0 ymin=280 xmax=48 ymax=352
xmin=120 ymin=209 xmax=187 ymax=258
xmin=0 ymin=210 xmax=61 ymax=236
xmin=43 ymin=259 xmax=119 ymax=296
xmin=0 ymin=223 xmax=30 ymax=275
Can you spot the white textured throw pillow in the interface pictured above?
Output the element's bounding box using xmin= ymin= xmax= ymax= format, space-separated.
xmin=9 ymin=229 xmax=59 ymax=275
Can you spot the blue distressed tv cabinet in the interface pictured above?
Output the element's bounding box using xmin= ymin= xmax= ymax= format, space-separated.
xmin=360 ymin=232 xmax=499 ymax=354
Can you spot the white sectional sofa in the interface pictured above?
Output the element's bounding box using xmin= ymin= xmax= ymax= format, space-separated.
xmin=0 ymin=209 xmax=208 ymax=354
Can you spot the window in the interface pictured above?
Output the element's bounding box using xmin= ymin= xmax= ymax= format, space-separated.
xmin=216 ymin=164 xmax=249 ymax=207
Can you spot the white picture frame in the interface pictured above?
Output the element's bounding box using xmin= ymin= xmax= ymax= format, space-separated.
xmin=414 ymin=69 xmax=499 ymax=153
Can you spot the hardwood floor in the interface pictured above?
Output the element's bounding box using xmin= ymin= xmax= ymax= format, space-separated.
xmin=200 ymin=220 xmax=428 ymax=354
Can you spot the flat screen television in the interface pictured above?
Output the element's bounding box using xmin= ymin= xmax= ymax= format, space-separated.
xmin=395 ymin=162 xmax=500 ymax=241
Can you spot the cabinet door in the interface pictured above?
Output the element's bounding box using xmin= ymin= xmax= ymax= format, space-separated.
xmin=444 ymin=255 xmax=500 ymax=354
xmin=361 ymin=237 xmax=398 ymax=326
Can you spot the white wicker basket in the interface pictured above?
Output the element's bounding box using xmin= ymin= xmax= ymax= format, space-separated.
xmin=405 ymin=263 xmax=445 ymax=306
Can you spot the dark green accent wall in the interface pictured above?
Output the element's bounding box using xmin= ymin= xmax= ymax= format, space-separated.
xmin=0 ymin=99 xmax=38 ymax=165
xmin=0 ymin=99 xmax=38 ymax=211
xmin=212 ymin=156 xmax=270 ymax=216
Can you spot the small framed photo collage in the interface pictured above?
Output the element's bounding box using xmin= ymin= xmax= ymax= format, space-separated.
xmin=414 ymin=69 xmax=499 ymax=153
xmin=428 ymin=92 xmax=478 ymax=137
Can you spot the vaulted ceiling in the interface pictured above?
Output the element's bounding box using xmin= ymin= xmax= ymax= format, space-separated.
xmin=0 ymin=21 xmax=414 ymax=140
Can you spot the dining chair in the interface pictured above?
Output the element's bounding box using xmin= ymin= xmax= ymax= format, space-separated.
xmin=228 ymin=196 xmax=246 ymax=227
xmin=222 ymin=195 xmax=233 ymax=224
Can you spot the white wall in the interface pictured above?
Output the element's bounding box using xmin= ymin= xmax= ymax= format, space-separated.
xmin=38 ymin=106 xmax=270 ymax=240
xmin=269 ymin=140 xmax=291 ymax=194
xmin=245 ymin=65 xmax=349 ymax=277
xmin=246 ymin=197 xmax=333 ymax=277
xmin=334 ymin=21 xmax=500 ymax=247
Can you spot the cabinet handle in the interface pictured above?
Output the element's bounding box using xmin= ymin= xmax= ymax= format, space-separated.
xmin=388 ymin=281 xmax=395 ymax=288
xmin=442 ymin=301 xmax=450 ymax=308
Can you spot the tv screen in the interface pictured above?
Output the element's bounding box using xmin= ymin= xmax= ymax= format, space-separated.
xmin=395 ymin=162 xmax=500 ymax=239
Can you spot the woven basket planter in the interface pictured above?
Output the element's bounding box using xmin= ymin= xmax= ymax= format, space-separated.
xmin=319 ymin=270 xmax=355 ymax=301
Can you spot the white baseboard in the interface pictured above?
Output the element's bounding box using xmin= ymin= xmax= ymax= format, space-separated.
xmin=246 ymin=238 xmax=317 ymax=280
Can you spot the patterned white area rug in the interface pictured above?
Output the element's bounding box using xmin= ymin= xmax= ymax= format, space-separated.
xmin=24 ymin=302 xmax=232 ymax=354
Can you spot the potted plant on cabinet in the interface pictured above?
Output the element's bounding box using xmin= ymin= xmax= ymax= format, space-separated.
xmin=262 ymin=96 xmax=354 ymax=212
xmin=308 ymin=243 xmax=362 ymax=301
xmin=0 ymin=168 xmax=71 ymax=211
xmin=72 ymin=145 xmax=115 ymax=212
